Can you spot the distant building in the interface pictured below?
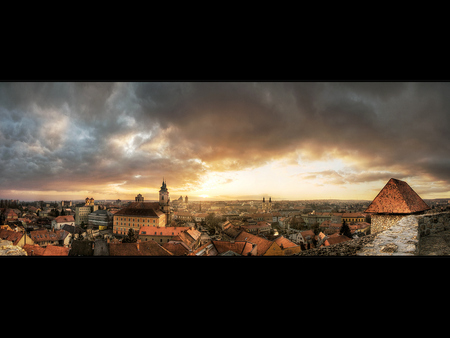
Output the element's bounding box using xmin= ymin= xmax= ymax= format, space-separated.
xmin=51 ymin=215 xmax=75 ymax=230
xmin=113 ymin=179 xmax=172 ymax=235
xmin=139 ymin=226 xmax=186 ymax=244
xmin=0 ymin=229 xmax=34 ymax=247
xmin=61 ymin=200 xmax=72 ymax=207
xmin=261 ymin=197 xmax=272 ymax=212
xmin=365 ymin=178 xmax=431 ymax=233
xmin=75 ymin=197 xmax=98 ymax=225
xmin=88 ymin=209 xmax=113 ymax=230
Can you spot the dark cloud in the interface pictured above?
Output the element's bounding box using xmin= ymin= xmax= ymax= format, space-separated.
xmin=1 ymin=82 xmax=449 ymax=199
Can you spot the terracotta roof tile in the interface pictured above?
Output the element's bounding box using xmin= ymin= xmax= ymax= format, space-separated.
xmin=42 ymin=245 xmax=70 ymax=256
xmin=139 ymin=226 xmax=185 ymax=237
xmin=273 ymin=236 xmax=298 ymax=249
xmin=0 ymin=229 xmax=23 ymax=245
xmin=23 ymin=244 xmax=45 ymax=256
xmin=114 ymin=202 xmax=162 ymax=217
xmin=365 ymin=178 xmax=430 ymax=214
xmin=109 ymin=240 xmax=173 ymax=256
xmin=212 ymin=240 xmax=255 ymax=256
xmin=54 ymin=215 xmax=75 ymax=223
xmin=235 ymin=231 xmax=273 ymax=255
xmin=162 ymin=241 xmax=190 ymax=255
xmin=325 ymin=235 xmax=352 ymax=246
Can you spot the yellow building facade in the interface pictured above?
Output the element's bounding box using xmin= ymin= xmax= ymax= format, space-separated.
xmin=341 ymin=213 xmax=365 ymax=223
xmin=113 ymin=212 xmax=166 ymax=235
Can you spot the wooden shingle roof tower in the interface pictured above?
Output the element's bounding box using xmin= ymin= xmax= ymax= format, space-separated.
xmin=365 ymin=178 xmax=430 ymax=214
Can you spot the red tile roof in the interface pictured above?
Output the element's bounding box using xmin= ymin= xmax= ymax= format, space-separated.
xmin=0 ymin=229 xmax=23 ymax=245
xmin=54 ymin=215 xmax=75 ymax=223
xmin=365 ymin=178 xmax=431 ymax=214
xmin=235 ymin=231 xmax=273 ymax=256
xmin=42 ymin=245 xmax=70 ymax=256
xmin=23 ymin=244 xmax=45 ymax=256
xmin=139 ymin=226 xmax=185 ymax=237
xmin=162 ymin=241 xmax=190 ymax=256
xmin=324 ymin=235 xmax=352 ymax=246
xmin=114 ymin=202 xmax=163 ymax=217
xmin=212 ymin=240 xmax=255 ymax=256
xmin=22 ymin=244 xmax=69 ymax=256
xmin=109 ymin=240 xmax=173 ymax=256
xmin=273 ymin=236 xmax=298 ymax=249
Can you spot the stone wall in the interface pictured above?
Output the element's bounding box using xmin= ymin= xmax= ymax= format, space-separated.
xmin=357 ymin=211 xmax=450 ymax=256
xmin=417 ymin=211 xmax=450 ymax=238
xmin=371 ymin=214 xmax=409 ymax=234
xmin=357 ymin=215 xmax=419 ymax=256
xmin=296 ymin=234 xmax=377 ymax=256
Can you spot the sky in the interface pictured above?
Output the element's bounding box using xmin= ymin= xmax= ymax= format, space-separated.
xmin=1 ymin=82 xmax=449 ymax=202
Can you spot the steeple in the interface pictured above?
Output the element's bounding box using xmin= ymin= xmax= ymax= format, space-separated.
xmin=160 ymin=178 xmax=167 ymax=192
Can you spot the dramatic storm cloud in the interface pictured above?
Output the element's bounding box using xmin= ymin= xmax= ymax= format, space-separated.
xmin=0 ymin=82 xmax=449 ymax=200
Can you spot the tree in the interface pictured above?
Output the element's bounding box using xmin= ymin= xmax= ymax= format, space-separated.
xmin=122 ymin=228 xmax=138 ymax=243
xmin=311 ymin=222 xmax=320 ymax=235
xmin=60 ymin=208 xmax=66 ymax=216
xmin=205 ymin=213 xmax=220 ymax=228
xmin=339 ymin=221 xmax=353 ymax=239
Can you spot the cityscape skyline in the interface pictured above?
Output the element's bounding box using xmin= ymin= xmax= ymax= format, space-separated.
xmin=1 ymin=82 xmax=450 ymax=201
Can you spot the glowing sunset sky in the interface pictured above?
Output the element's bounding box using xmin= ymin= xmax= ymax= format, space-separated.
xmin=1 ymin=82 xmax=449 ymax=201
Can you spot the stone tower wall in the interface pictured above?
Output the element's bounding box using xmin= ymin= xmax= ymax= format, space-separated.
xmin=371 ymin=214 xmax=409 ymax=234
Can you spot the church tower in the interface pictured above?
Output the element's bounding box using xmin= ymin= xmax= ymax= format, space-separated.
xmin=159 ymin=178 xmax=171 ymax=224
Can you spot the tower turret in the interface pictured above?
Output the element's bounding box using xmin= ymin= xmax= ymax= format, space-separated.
xmin=159 ymin=178 xmax=171 ymax=225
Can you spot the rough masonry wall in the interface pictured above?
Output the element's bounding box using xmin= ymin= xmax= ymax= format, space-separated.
xmin=357 ymin=215 xmax=419 ymax=256
xmin=417 ymin=211 xmax=450 ymax=238
xmin=371 ymin=214 xmax=408 ymax=234
xmin=357 ymin=211 xmax=450 ymax=256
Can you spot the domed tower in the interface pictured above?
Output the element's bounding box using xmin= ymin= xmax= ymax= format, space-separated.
xmin=159 ymin=178 xmax=171 ymax=224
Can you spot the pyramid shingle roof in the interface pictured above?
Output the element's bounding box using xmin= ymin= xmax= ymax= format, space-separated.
xmin=365 ymin=178 xmax=430 ymax=214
